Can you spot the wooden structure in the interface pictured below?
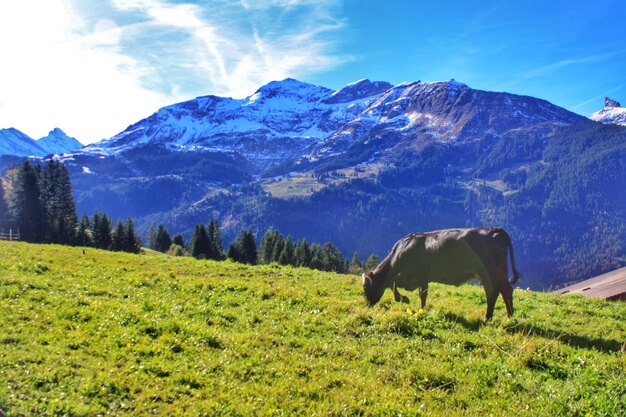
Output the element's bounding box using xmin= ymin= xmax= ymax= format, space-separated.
xmin=555 ymin=266 xmax=626 ymax=301
xmin=0 ymin=229 xmax=20 ymax=241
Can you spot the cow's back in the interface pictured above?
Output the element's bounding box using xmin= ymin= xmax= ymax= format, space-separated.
xmin=388 ymin=228 xmax=493 ymax=290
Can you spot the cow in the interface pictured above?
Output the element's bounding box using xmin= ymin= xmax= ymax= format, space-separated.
xmin=362 ymin=227 xmax=521 ymax=321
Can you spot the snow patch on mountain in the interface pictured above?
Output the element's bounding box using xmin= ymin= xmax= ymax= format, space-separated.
xmin=589 ymin=97 xmax=626 ymax=126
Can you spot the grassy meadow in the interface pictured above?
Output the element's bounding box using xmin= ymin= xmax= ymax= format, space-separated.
xmin=0 ymin=241 xmax=624 ymax=416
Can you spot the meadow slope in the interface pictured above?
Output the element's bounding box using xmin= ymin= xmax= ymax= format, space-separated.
xmin=0 ymin=241 xmax=624 ymax=416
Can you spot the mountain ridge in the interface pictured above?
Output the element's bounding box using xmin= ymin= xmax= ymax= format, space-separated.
xmin=0 ymin=127 xmax=84 ymax=157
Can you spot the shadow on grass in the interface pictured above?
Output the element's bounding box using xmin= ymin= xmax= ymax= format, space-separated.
xmin=442 ymin=312 xmax=624 ymax=352
xmin=443 ymin=312 xmax=483 ymax=331
xmin=504 ymin=322 xmax=624 ymax=352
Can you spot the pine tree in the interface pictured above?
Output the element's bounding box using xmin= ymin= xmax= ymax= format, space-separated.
xmin=207 ymin=219 xmax=223 ymax=260
xmin=189 ymin=224 xmax=210 ymax=259
xmin=227 ymin=242 xmax=243 ymax=263
xmin=155 ymin=224 xmax=172 ymax=253
xmin=111 ymin=220 xmax=125 ymax=251
xmin=278 ymin=235 xmax=294 ymax=265
xmin=172 ymin=233 xmax=185 ymax=248
xmin=75 ymin=215 xmax=92 ymax=247
xmin=39 ymin=160 xmax=77 ymax=244
xmin=309 ymin=243 xmax=324 ymax=271
xmin=364 ymin=254 xmax=381 ymax=271
xmin=0 ymin=179 xmax=8 ymax=231
xmin=322 ymin=242 xmax=345 ymax=273
xmin=271 ymin=234 xmax=285 ymax=264
xmin=259 ymin=229 xmax=280 ymax=264
xmin=55 ymin=161 xmax=77 ymax=244
xmin=11 ymin=161 xmax=45 ymax=242
xmin=147 ymin=225 xmax=158 ymax=250
xmin=92 ymin=211 xmax=112 ymax=250
xmin=294 ymin=238 xmax=311 ymax=267
xmin=228 ymin=229 xmax=257 ymax=265
xmin=349 ymin=251 xmax=363 ymax=274
xmin=124 ymin=218 xmax=141 ymax=253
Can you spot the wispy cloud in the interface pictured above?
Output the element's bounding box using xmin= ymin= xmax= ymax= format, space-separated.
xmin=0 ymin=0 xmax=349 ymax=143
xmin=109 ymin=0 xmax=349 ymax=98
xmin=496 ymin=51 xmax=626 ymax=92
xmin=522 ymin=52 xmax=621 ymax=78
xmin=569 ymin=83 xmax=626 ymax=112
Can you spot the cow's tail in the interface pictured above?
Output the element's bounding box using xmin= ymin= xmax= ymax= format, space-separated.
xmin=500 ymin=229 xmax=521 ymax=285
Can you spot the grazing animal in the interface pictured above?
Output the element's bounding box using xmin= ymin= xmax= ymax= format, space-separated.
xmin=362 ymin=227 xmax=520 ymax=320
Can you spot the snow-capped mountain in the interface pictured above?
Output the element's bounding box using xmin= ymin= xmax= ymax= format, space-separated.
xmin=0 ymin=128 xmax=48 ymax=157
xmin=83 ymin=78 xmax=390 ymax=166
xmin=37 ymin=128 xmax=83 ymax=155
xmin=589 ymin=97 xmax=626 ymax=126
xmin=82 ymin=78 xmax=587 ymax=171
xmin=0 ymin=127 xmax=83 ymax=157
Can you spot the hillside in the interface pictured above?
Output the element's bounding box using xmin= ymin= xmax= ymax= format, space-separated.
xmin=1 ymin=242 xmax=624 ymax=416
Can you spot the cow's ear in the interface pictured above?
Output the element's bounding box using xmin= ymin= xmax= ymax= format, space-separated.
xmin=362 ymin=271 xmax=373 ymax=285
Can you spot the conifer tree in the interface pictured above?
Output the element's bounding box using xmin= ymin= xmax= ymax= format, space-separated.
xmin=155 ymin=224 xmax=172 ymax=253
xmin=259 ymin=229 xmax=280 ymax=264
xmin=364 ymin=254 xmax=381 ymax=271
xmin=39 ymin=160 xmax=77 ymax=244
xmin=228 ymin=229 xmax=257 ymax=265
xmin=271 ymin=233 xmax=285 ymax=264
xmin=0 ymin=179 xmax=8 ymax=231
xmin=322 ymin=242 xmax=345 ymax=273
xmin=92 ymin=211 xmax=112 ymax=249
xmin=207 ymin=219 xmax=223 ymax=260
xmin=11 ymin=161 xmax=45 ymax=242
xmin=309 ymin=243 xmax=324 ymax=271
xmin=349 ymin=251 xmax=363 ymax=274
xmin=147 ymin=225 xmax=158 ymax=250
xmin=124 ymin=218 xmax=141 ymax=253
xmin=294 ymin=238 xmax=311 ymax=267
xmin=172 ymin=233 xmax=185 ymax=248
xmin=278 ymin=235 xmax=294 ymax=265
xmin=189 ymin=224 xmax=210 ymax=259
xmin=75 ymin=215 xmax=92 ymax=247
xmin=111 ymin=220 xmax=125 ymax=251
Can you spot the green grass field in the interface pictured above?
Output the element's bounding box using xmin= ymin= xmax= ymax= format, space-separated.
xmin=1 ymin=241 xmax=624 ymax=416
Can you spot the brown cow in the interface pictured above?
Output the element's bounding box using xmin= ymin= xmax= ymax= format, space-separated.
xmin=362 ymin=227 xmax=520 ymax=320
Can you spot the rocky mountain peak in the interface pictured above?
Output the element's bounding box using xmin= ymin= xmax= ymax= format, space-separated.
xmin=252 ymin=78 xmax=331 ymax=102
xmin=605 ymin=97 xmax=621 ymax=108
xmin=323 ymin=79 xmax=392 ymax=104
xmin=589 ymin=97 xmax=626 ymax=126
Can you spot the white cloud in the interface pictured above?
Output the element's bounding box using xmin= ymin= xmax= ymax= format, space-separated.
xmin=0 ymin=0 xmax=173 ymax=143
xmin=0 ymin=0 xmax=348 ymax=144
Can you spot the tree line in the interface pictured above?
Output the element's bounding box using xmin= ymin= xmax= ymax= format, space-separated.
xmin=0 ymin=161 xmax=142 ymax=253
xmin=1 ymin=160 xmax=382 ymax=274
xmin=146 ymin=220 xmax=381 ymax=274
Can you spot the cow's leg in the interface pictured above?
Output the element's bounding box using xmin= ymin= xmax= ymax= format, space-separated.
xmin=483 ymin=279 xmax=500 ymax=321
xmin=497 ymin=262 xmax=514 ymax=317
xmin=392 ymin=282 xmax=410 ymax=304
xmin=500 ymin=281 xmax=514 ymax=317
xmin=419 ymin=283 xmax=428 ymax=309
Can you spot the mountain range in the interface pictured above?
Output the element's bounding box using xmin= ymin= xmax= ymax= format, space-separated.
xmin=0 ymin=127 xmax=83 ymax=157
xmin=2 ymin=78 xmax=625 ymax=289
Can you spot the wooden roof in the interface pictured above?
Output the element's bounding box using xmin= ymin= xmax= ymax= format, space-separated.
xmin=554 ymin=266 xmax=626 ymax=300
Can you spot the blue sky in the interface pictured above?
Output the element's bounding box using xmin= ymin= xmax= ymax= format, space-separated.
xmin=1 ymin=0 xmax=625 ymax=144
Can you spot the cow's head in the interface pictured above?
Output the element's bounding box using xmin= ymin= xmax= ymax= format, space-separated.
xmin=362 ymin=271 xmax=385 ymax=307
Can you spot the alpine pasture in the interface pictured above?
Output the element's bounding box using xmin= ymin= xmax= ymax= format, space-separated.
xmin=1 ymin=241 xmax=624 ymax=416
